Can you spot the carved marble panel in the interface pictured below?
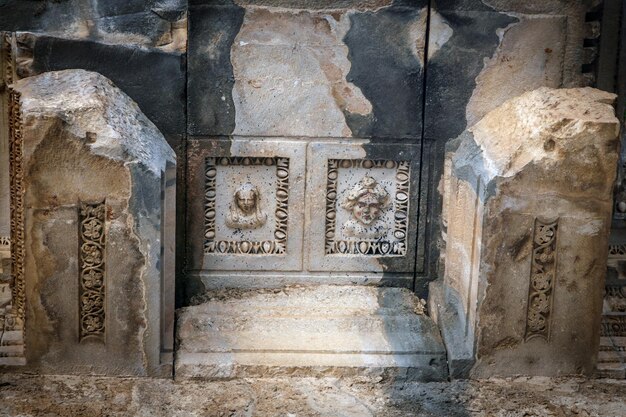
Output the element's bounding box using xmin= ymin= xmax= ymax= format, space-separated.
xmin=205 ymin=156 xmax=288 ymax=255
xmin=0 ymin=32 xmax=26 ymax=363
xmin=307 ymin=142 xmax=421 ymax=273
xmin=187 ymin=139 xmax=306 ymax=272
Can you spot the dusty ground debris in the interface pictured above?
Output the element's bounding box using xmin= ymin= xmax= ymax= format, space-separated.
xmin=1 ymin=373 xmax=626 ymax=417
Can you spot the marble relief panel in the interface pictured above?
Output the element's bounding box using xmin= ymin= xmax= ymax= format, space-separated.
xmin=187 ymin=139 xmax=306 ymax=272
xmin=205 ymin=156 xmax=288 ymax=255
xmin=307 ymin=142 xmax=421 ymax=273
xmin=325 ymin=159 xmax=409 ymax=257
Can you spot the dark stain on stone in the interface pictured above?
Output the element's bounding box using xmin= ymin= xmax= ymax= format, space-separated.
xmin=424 ymin=9 xmax=517 ymax=141
xmin=508 ymin=232 xmax=531 ymax=261
xmin=0 ymin=0 xmax=71 ymax=32
xmin=582 ymin=259 xmax=598 ymax=280
xmin=343 ymin=2 xmax=427 ymax=139
xmin=434 ymin=0 xmax=495 ymax=12
xmin=0 ymin=0 xmax=185 ymax=48
xmin=27 ymin=35 xmax=185 ymax=136
xmin=187 ymin=2 xmax=244 ymax=135
xmin=361 ymin=141 xmax=423 ymax=291
xmin=450 ymin=131 xmax=497 ymax=201
xmin=493 ymin=336 xmax=519 ymax=351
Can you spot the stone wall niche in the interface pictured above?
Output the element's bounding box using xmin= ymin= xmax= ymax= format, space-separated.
xmin=430 ymin=87 xmax=621 ymax=378
xmin=0 ymin=69 xmax=176 ymax=376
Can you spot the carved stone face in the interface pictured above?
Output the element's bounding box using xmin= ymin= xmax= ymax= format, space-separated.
xmin=236 ymin=189 xmax=256 ymax=214
xmin=352 ymin=193 xmax=382 ymax=225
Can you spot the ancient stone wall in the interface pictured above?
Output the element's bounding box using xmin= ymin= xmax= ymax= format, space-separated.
xmin=0 ymin=0 xmax=595 ymax=301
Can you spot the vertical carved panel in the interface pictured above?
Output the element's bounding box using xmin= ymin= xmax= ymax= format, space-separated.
xmin=79 ymin=201 xmax=106 ymax=342
xmin=525 ymin=219 xmax=558 ymax=342
xmin=3 ymin=33 xmax=13 ymax=86
xmin=7 ymin=89 xmax=24 ymax=332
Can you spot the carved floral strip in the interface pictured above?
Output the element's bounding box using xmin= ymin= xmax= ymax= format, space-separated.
xmin=524 ymin=218 xmax=558 ymax=341
xmin=325 ymin=159 xmax=410 ymax=257
xmin=79 ymin=201 xmax=106 ymax=342
xmin=6 ymin=88 xmax=24 ymax=332
xmin=204 ymin=156 xmax=289 ymax=255
xmin=3 ymin=33 xmax=13 ymax=86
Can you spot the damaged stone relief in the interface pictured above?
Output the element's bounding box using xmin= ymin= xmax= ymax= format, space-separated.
xmin=204 ymin=156 xmax=289 ymax=255
xmin=525 ymin=218 xmax=559 ymax=342
xmin=325 ymin=159 xmax=410 ymax=257
xmin=78 ymin=201 xmax=106 ymax=343
xmin=341 ymin=175 xmax=391 ymax=239
xmin=226 ymin=182 xmax=267 ymax=230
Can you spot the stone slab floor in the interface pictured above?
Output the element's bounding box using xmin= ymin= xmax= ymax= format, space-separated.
xmin=1 ymin=374 xmax=626 ymax=416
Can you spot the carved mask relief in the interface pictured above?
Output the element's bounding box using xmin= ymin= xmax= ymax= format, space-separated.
xmin=204 ymin=157 xmax=289 ymax=255
xmin=325 ymin=159 xmax=410 ymax=256
xmin=341 ymin=176 xmax=391 ymax=239
xmin=226 ymin=182 xmax=267 ymax=230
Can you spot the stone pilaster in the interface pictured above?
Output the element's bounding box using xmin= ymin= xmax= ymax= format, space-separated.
xmin=431 ymin=87 xmax=621 ymax=378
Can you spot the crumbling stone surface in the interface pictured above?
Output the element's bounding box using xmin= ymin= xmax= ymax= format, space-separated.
xmin=2 ymin=69 xmax=175 ymax=377
xmin=1 ymin=373 xmax=626 ymax=417
xmin=176 ymin=285 xmax=446 ymax=381
xmin=432 ymin=87 xmax=621 ymax=378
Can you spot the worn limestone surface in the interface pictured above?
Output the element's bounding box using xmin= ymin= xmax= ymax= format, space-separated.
xmin=465 ymin=16 xmax=567 ymax=128
xmin=176 ymin=286 xmax=446 ymax=381
xmin=230 ymin=7 xmax=371 ymax=138
xmin=426 ymin=0 xmax=588 ymax=141
xmin=188 ymin=0 xmax=427 ymax=138
xmin=2 ymin=373 xmax=626 ymax=417
xmin=0 ymin=0 xmax=187 ymax=52
xmin=432 ymin=87 xmax=621 ymax=378
xmin=3 ymin=69 xmax=175 ymax=377
xmin=10 ymin=32 xmax=186 ymax=139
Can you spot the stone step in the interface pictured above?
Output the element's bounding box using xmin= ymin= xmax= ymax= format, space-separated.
xmin=186 ymin=286 xmax=425 ymax=315
xmin=175 ymin=286 xmax=448 ymax=381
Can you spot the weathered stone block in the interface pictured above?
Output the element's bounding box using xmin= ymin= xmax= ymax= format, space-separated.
xmin=1 ymin=69 xmax=175 ymax=376
xmin=431 ymin=87 xmax=621 ymax=378
xmin=176 ymin=286 xmax=447 ymax=381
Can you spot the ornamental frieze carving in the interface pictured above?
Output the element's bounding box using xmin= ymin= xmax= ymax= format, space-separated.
xmin=7 ymin=88 xmax=24 ymax=332
xmin=524 ymin=218 xmax=558 ymax=342
xmin=204 ymin=156 xmax=289 ymax=255
xmin=79 ymin=201 xmax=106 ymax=342
xmin=325 ymin=159 xmax=410 ymax=256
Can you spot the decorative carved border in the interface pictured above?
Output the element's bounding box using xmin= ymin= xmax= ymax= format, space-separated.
xmin=0 ymin=236 xmax=9 ymax=247
xmin=324 ymin=159 xmax=410 ymax=256
xmin=79 ymin=201 xmax=106 ymax=342
xmin=602 ymin=314 xmax=626 ymax=337
xmin=204 ymin=157 xmax=289 ymax=255
xmin=7 ymin=88 xmax=24 ymax=332
xmin=524 ymin=218 xmax=558 ymax=342
xmin=2 ymin=33 xmax=13 ymax=86
xmin=609 ymin=244 xmax=626 ymax=257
